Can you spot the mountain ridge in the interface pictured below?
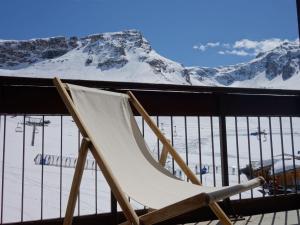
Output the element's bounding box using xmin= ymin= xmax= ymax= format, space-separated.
xmin=0 ymin=30 xmax=299 ymax=89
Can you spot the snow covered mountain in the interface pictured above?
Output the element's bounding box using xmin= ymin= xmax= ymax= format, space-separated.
xmin=0 ymin=30 xmax=299 ymax=89
xmin=188 ymin=41 xmax=300 ymax=89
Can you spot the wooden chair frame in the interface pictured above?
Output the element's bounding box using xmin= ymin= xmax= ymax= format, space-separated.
xmin=53 ymin=77 xmax=233 ymax=225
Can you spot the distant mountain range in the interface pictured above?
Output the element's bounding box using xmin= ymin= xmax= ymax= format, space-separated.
xmin=0 ymin=30 xmax=299 ymax=89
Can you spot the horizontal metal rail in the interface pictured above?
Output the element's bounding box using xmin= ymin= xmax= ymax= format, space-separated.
xmin=0 ymin=77 xmax=300 ymax=116
xmin=1 ymin=75 xmax=300 ymax=95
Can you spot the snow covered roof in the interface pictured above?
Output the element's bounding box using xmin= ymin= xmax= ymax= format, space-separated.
xmin=272 ymin=159 xmax=300 ymax=175
xmin=252 ymin=154 xmax=294 ymax=170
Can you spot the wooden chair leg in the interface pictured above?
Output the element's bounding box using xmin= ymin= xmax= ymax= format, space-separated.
xmin=209 ymin=202 xmax=232 ymax=225
xmin=63 ymin=137 xmax=90 ymax=225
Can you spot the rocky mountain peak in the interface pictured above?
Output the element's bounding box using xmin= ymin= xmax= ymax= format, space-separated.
xmin=81 ymin=30 xmax=152 ymax=70
xmin=82 ymin=30 xmax=151 ymax=52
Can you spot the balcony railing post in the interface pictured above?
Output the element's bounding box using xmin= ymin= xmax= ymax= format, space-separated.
xmin=111 ymin=191 xmax=118 ymax=225
xmin=218 ymin=96 xmax=237 ymax=218
xmin=217 ymin=94 xmax=229 ymax=187
xmin=219 ymin=115 xmax=229 ymax=187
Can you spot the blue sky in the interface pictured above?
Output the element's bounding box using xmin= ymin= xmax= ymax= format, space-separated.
xmin=0 ymin=0 xmax=298 ymax=67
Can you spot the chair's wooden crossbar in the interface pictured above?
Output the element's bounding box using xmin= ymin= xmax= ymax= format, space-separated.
xmin=127 ymin=91 xmax=232 ymax=225
xmin=158 ymin=144 xmax=169 ymax=166
xmin=63 ymin=137 xmax=90 ymax=225
xmin=53 ymin=78 xmax=140 ymax=225
xmin=139 ymin=193 xmax=209 ymax=225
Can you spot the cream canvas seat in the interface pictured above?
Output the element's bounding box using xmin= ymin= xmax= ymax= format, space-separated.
xmin=53 ymin=77 xmax=264 ymax=225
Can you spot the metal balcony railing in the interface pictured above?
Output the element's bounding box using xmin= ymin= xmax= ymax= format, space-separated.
xmin=0 ymin=76 xmax=299 ymax=225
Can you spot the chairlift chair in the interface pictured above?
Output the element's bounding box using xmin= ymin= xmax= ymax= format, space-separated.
xmin=15 ymin=122 xmax=23 ymax=133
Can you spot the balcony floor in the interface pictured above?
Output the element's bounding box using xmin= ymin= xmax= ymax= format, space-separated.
xmin=190 ymin=210 xmax=300 ymax=225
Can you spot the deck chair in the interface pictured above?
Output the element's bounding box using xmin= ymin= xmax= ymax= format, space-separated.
xmin=53 ymin=77 xmax=265 ymax=225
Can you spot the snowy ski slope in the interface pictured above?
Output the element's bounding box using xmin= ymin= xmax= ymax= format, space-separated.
xmin=0 ymin=115 xmax=300 ymax=223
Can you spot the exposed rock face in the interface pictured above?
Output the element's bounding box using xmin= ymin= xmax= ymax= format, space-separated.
xmin=146 ymin=59 xmax=168 ymax=74
xmin=97 ymin=58 xmax=128 ymax=71
xmin=0 ymin=37 xmax=77 ymax=69
xmin=42 ymin=49 xmax=69 ymax=59
xmin=181 ymin=69 xmax=191 ymax=84
xmin=282 ymin=63 xmax=295 ymax=80
xmin=83 ymin=37 xmax=127 ymax=71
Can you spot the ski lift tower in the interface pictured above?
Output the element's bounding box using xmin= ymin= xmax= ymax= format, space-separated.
xmin=26 ymin=116 xmax=43 ymax=146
